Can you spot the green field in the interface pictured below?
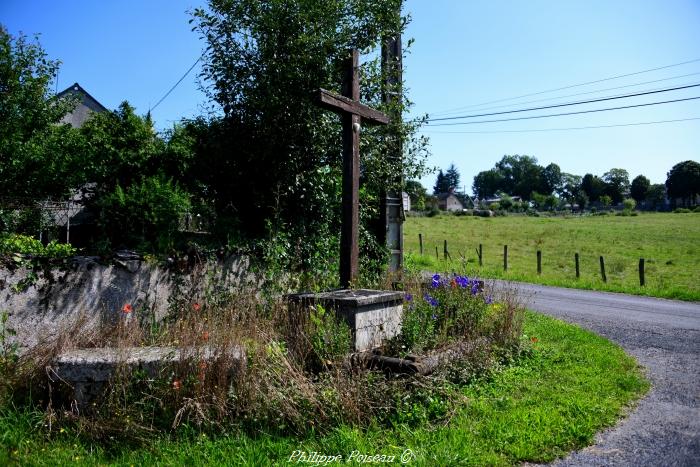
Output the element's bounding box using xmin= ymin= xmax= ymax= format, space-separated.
xmin=404 ymin=212 xmax=700 ymax=301
xmin=1 ymin=312 xmax=647 ymax=466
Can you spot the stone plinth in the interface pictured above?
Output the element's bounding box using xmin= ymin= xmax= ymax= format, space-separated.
xmin=289 ymin=289 xmax=403 ymax=352
xmin=49 ymin=346 xmax=245 ymax=407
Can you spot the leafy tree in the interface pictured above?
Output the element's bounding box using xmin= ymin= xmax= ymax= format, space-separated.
xmin=646 ymin=183 xmax=666 ymax=210
xmin=0 ymin=26 xmax=80 ymax=198
xmin=600 ymin=195 xmax=612 ymax=208
xmin=665 ymin=160 xmax=700 ymax=207
xmin=472 ymin=169 xmax=504 ymax=199
xmin=494 ymin=155 xmax=543 ymax=200
xmin=540 ymin=163 xmax=562 ymax=195
xmin=630 ymin=175 xmax=650 ymax=204
xmin=405 ymin=180 xmax=427 ymax=211
xmin=581 ymin=173 xmax=605 ymax=202
xmin=191 ymin=0 xmax=428 ymax=276
xmin=602 ymin=168 xmax=630 ymax=204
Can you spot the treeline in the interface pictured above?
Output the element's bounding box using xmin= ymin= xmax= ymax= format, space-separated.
xmin=471 ymin=155 xmax=699 ymax=209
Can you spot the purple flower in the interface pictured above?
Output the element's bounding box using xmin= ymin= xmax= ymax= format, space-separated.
xmin=471 ymin=283 xmax=480 ymax=295
xmin=454 ymin=275 xmax=469 ymax=289
xmin=484 ymin=294 xmax=493 ymax=305
xmin=423 ymin=293 xmax=439 ymax=307
xmin=405 ymin=293 xmax=413 ymax=302
xmin=431 ymin=273 xmax=441 ymax=288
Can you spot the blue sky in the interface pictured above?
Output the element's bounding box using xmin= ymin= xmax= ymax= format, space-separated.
xmin=3 ymin=0 xmax=699 ymax=190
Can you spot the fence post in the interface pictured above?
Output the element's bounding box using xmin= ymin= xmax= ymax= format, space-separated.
xmin=435 ymin=246 xmax=439 ymax=261
xmin=444 ymin=240 xmax=448 ymax=261
xmin=419 ymin=233 xmax=423 ymax=255
xmin=639 ymin=258 xmax=645 ymax=286
xmin=537 ymin=250 xmax=542 ymax=275
xmin=599 ymin=256 xmax=607 ymax=282
xmin=478 ymin=243 xmax=483 ymax=266
xmin=575 ymin=253 xmax=580 ymax=278
xmin=503 ymin=245 xmax=508 ymax=271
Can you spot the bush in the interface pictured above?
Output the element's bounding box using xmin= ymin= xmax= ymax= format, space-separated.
xmin=673 ymin=208 xmax=691 ymax=213
xmin=426 ymin=206 xmax=441 ymax=217
xmin=97 ymin=175 xmax=191 ymax=252
xmin=623 ymin=198 xmax=636 ymax=211
xmin=694 ymin=206 xmax=700 ymax=213
xmin=0 ymin=234 xmax=76 ymax=258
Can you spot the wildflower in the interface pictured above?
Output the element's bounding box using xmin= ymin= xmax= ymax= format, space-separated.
xmin=431 ymin=273 xmax=441 ymax=288
xmin=471 ymin=283 xmax=480 ymax=295
xmin=432 ymin=313 xmax=437 ymax=320
xmin=121 ymin=303 xmax=133 ymax=314
xmin=192 ymin=303 xmax=201 ymax=312
xmin=450 ymin=278 xmax=457 ymax=288
xmin=423 ymin=293 xmax=439 ymax=307
xmin=202 ymin=331 xmax=209 ymax=341
xmin=531 ymin=336 xmax=538 ymax=343
xmin=455 ymin=275 xmax=469 ymax=288
xmin=484 ymin=295 xmax=493 ymax=305
xmin=404 ymin=293 xmax=413 ymax=302
xmin=172 ymin=379 xmax=182 ymax=390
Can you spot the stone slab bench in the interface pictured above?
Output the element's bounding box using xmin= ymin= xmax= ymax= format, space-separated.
xmin=49 ymin=345 xmax=245 ymax=407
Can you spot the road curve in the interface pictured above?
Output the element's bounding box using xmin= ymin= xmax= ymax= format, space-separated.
xmin=494 ymin=281 xmax=700 ymax=467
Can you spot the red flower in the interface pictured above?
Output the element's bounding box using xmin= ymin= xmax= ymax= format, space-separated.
xmin=122 ymin=303 xmax=133 ymax=314
xmin=530 ymin=336 xmax=538 ymax=343
xmin=192 ymin=303 xmax=201 ymax=312
xmin=172 ymin=379 xmax=182 ymax=390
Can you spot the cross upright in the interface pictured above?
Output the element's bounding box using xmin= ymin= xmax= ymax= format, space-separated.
xmin=316 ymin=49 xmax=390 ymax=287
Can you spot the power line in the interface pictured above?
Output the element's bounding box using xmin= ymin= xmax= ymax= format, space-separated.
xmin=150 ymin=56 xmax=202 ymax=112
xmin=429 ymin=71 xmax=700 ymax=116
xmin=426 ymin=95 xmax=700 ymax=126
xmin=427 ymin=83 xmax=700 ymax=122
xmin=422 ymin=117 xmax=700 ymax=134
xmin=429 ymin=57 xmax=700 ymax=115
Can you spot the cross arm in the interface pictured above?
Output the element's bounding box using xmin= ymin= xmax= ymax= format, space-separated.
xmin=316 ymin=89 xmax=390 ymax=125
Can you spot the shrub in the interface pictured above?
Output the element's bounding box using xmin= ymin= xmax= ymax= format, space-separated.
xmin=97 ymin=175 xmax=191 ymax=252
xmin=623 ymin=198 xmax=636 ymax=211
xmin=0 ymin=234 xmax=76 ymax=259
xmin=673 ymin=208 xmax=691 ymax=213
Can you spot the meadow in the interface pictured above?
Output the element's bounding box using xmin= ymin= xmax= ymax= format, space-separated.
xmin=404 ymin=212 xmax=700 ymax=301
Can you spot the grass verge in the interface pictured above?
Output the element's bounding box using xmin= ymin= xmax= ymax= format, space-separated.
xmin=0 ymin=311 xmax=648 ymax=466
xmin=404 ymin=212 xmax=700 ymax=301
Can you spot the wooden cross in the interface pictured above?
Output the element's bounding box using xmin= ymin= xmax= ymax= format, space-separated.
xmin=316 ymin=49 xmax=390 ymax=287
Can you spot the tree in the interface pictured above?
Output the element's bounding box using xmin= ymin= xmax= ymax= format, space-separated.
xmin=191 ymin=0 xmax=428 ymax=275
xmin=630 ymin=175 xmax=650 ymax=204
xmin=665 ymin=160 xmax=700 ymax=207
xmin=0 ymin=26 xmax=79 ymax=198
xmin=495 ymin=155 xmax=543 ymax=199
xmin=540 ymin=163 xmax=562 ymax=196
xmin=405 ymin=180 xmax=427 ymax=211
xmin=472 ymin=169 xmax=504 ymax=199
xmin=581 ymin=173 xmax=605 ymax=202
xmin=433 ymin=169 xmax=449 ymax=194
xmin=444 ymin=163 xmax=460 ymax=191
xmin=646 ymin=184 xmax=666 ymax=210
xmin=602 ymin=168 xmax=630 ymax=204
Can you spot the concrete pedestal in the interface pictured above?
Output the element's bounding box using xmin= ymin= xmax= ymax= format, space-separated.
xmin=289 ymin=289 xmax=403 ymax=352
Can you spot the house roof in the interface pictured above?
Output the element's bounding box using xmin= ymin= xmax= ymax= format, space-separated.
xmin=57 ymin=82 xmax=108 ymax=127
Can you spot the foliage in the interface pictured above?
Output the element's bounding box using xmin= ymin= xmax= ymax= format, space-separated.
xmin=600 ymin=194 xmax=612 ymax=207
xmin=0 ymin=312 xmax=649 ymax=465
xmin=630 ymin=175 xmax=650 ymax=204
xmin=0 ymin=26 xmax=80 ymax=199
xmin=96 ymin=176 xmax=191 ymax=252
xmin=581 ymin=173 xmax=605 ymax=202
xmin=622 ymin=198 xmax=636 ymax=211
xmin=0 ymin=234 xmax=76 ymax=258
xmin=307 ymin=304 xmax=351 ymax=368
xmin=645 ymin=183 xmax=666 ymax=210
xmin=189 ymin=0 xmax=429 ymax=280
xmin=665 ymin=160 xmax=700 ymax=206
xmin=472 ymin=168 xmax=504 ymax=199
xmin=404 ymin=180 xmax=427 ymax=210
xmin=602 ymin=168 xmax=630 ymax=204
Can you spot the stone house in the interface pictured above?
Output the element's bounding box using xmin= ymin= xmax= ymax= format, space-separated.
xmin=437 ymin=192 xmax=464 ymax=212
xmin=57 ymin=82 xmax=107 ymax=128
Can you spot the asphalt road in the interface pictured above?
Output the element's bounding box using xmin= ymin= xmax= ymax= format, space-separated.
xmin=496 ymin=281 xmax=700 ymax=467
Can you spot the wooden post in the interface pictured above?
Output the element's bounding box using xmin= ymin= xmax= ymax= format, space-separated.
xmin=419 ymin=233 xmax=423 ymax=255
xmin=537 ymin=250 xmax=542 ymax=275
xmin=503 ymin=245 xmax=508 ymax=271
xmin=443 ymin=240 xmax=448 ymax=260
xmin=435 ymin=246 xmax=439 ymax=261
xmin=599 ymin=256 xmax=607 ymax=282
xmin=478 ymin=243 xmax=483 ymax=266
xmin=575 ymin=253 xmax=580 ymax=278
xmin=639 ymin=258 xmax=645 ymax=286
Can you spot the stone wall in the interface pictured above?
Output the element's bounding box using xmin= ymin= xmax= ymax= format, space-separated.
xmin=0 ymin=255 xmax=256 ymax=350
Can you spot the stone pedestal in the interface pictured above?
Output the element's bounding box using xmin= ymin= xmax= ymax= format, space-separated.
xmin=289 ymin=289 xmax=403 ymax=352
